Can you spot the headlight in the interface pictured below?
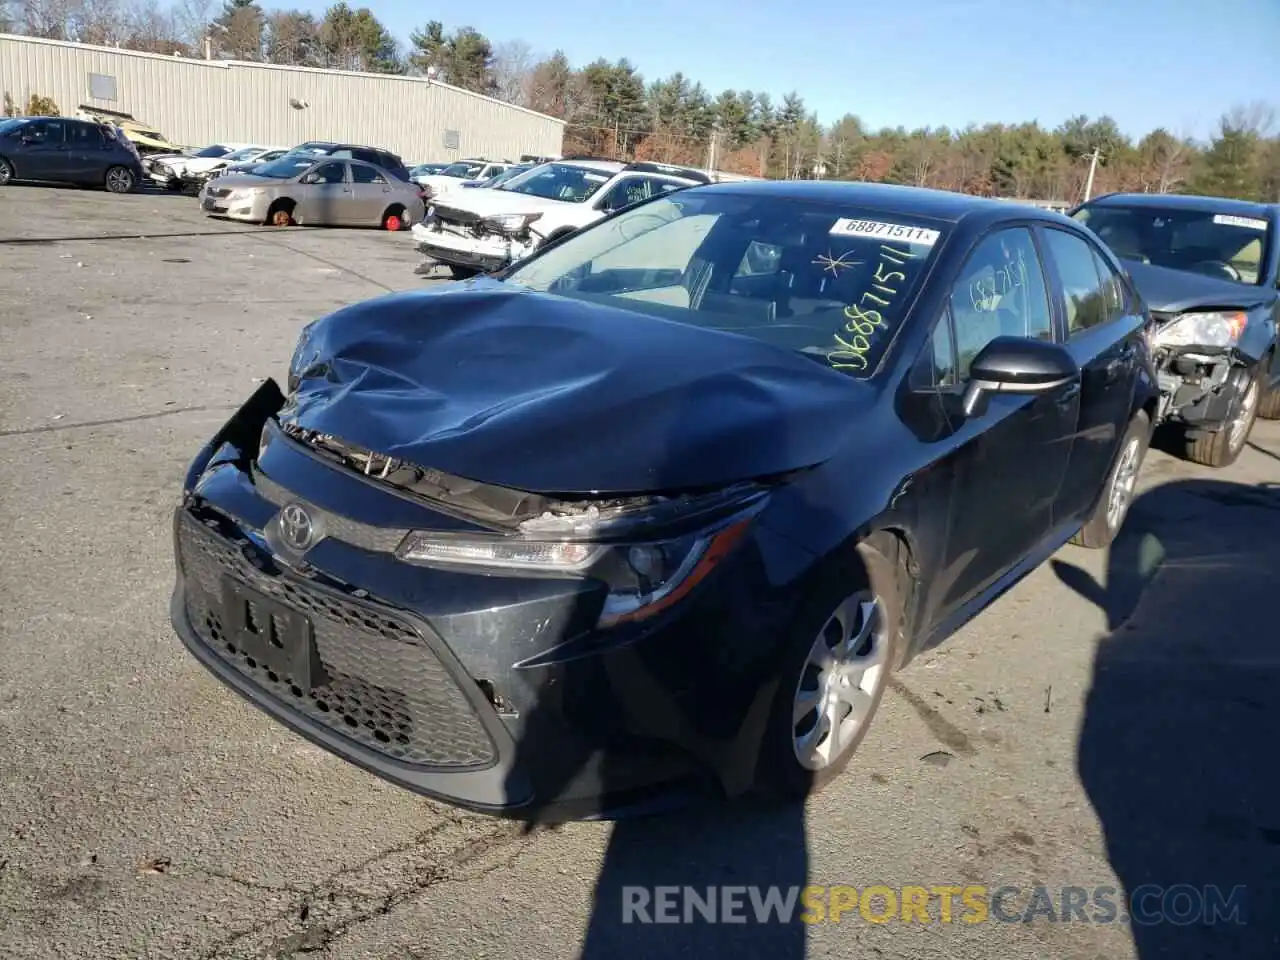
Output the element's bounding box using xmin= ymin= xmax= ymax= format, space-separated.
xmin=287 ymin=322 xmax=320 ymax=392
xmin=482 ymin=212 xmax=543 ymax=236
xmin=396 ymin=487 xmax=766 ymax=626
xmin=1153 ymin=311 xmax=1248 ymax=349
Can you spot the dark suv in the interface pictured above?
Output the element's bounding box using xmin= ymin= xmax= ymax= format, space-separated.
xmin=0 ymin=116 xmax=143 ymax=193
xmin=288 ymin=141 xmax=411 ymax=181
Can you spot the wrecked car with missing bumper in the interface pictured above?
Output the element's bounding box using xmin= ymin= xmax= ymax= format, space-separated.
xmin=1071 ymin=194 xmax=1280 ymax=467
xmin=172 ymin=181 xmax=1156 ymax=819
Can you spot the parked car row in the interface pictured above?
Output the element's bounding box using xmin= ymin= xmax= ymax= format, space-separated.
xmin=169 ymin=176 xmax=1278 ymax=822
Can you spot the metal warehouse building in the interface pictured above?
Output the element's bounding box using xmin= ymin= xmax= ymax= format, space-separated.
xmin=0 ymin=34 xmax=566 ymax=163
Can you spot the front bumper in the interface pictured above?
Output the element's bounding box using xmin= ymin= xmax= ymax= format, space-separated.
xmin=169 ymin=383 xmax=805 ymax=819
xmin=411 ymin=222 xmax=527 ymax=273
xmin=199 ymin=190 xmax=268 ymax=222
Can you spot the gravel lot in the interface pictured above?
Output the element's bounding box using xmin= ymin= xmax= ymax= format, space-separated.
xmin=1 ymin=183 xmax=1277 ymax=960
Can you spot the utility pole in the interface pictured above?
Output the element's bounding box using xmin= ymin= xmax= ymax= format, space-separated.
xmin=1082 ymin=146 xmax=1102 ymax=202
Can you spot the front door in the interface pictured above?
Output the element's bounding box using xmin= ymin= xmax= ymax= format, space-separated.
xmin=921 ymin=226 xmax=1080 ymax=625
xmin=300 ymin=161 xmax=351 ymax=225
xmin=1038 ymin=225 xmax=1146 ymax=525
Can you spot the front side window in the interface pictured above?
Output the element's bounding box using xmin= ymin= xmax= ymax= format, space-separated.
xmin=1072 ymin=204 xmax=1272 ymax=285
xmin=503 ymin=192 xmax=948 ymax=378
xmin=441 ymin=161 xmax=487 ymax=178
xmin=23 ymin=120 xmax=65 ymax=144
xmin=949 ymin=227 xmax=1053 ymax=378
xmin=1042 ymin=228 xmax=1110 ymax=336
xmin=310 ymin=162 xmax=347 ymax=184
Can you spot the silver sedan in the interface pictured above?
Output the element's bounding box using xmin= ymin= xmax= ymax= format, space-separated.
xmin=198 ymin=154 xmax=427 ymax=231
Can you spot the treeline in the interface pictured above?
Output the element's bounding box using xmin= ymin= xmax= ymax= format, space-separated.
xmin=4 ymin=0 xmax=1279 ymax=203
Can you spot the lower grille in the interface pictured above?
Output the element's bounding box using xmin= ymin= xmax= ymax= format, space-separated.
xmin=177 ymin=512 xmax=497 ymax=768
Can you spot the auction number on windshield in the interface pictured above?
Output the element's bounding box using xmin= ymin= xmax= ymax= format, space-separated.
xmin=827 ymin=243 xmax=920 ymax=373
xmin=830 ymin=218 xmax=940 ymax=246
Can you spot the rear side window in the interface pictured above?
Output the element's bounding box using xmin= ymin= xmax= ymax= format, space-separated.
xmin=350 ymin=164 xmax=386 ymax=185
xmin=1042 ymin=228 xmax=1111 ymax=335
xmin=68 ymin=123 xmax=104 ymax=146
xmin=1089 ymin=248 xmax=1127 ymax=325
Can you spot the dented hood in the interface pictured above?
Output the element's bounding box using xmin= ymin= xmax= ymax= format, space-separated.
xmin=281 ymin=279 xmax=868 ymax=495
xmin=1124 ymin=260 xmax=1276 ymax=315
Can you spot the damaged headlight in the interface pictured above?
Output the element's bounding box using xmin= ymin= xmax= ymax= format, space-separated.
xmin=396 ymin=485 xmax=767 ymax=626
xmin=482 ymin=213 xmax=543 ymax=236
xmin=1153 ymin=311 xmax=1249 ymax=350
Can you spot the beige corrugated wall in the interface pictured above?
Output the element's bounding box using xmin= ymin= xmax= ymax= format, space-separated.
xmin=0 ymin=34 xmax=565 ymax=162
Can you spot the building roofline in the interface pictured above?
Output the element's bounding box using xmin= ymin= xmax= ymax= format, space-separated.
xmin=0 ymin=33 xmax=567 ymax=127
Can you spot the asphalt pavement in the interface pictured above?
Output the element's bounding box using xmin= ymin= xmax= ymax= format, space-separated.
xmin=1 ymin=184 xmax=1277 ymax=960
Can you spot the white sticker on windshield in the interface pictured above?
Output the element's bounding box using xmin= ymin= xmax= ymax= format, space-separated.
xmin=582 ymin=172 xmax=609 ymax=182
xmin=1213 ymin=214 xmax=1268 ymax=230
xmin=830 ymin=218 xmax=940 ymax=246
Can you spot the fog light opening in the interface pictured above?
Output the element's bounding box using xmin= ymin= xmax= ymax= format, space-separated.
xmin=476 ymin=678 xmax=518 ymax=717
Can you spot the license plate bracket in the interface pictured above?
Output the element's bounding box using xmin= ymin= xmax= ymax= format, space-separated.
xmin=221 ymin=577 xmax=323 ymax=690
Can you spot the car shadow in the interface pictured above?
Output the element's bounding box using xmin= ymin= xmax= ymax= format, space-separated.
xmin=1053 ymin=478 xmax=1280 ymax=956
xmin=499 ymin=391 xmax=860 ymax=960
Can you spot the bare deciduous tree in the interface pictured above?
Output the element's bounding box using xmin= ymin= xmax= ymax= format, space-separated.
xmin=172 ymin=0 xmax=212 ymax=51
xmin=491 ymin=39 xmax=535 ymax=106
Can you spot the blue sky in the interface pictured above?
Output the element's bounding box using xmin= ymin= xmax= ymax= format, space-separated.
xmin=317 ymin=0 xmax=1278 ymax=141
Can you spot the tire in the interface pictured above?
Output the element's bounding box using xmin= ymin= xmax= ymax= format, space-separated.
xmin=1184 ymin=366 xmax=1260 ymax=468
xmin=1071 ymin=410 xmax=1150 ymax=548
xmin=104 ymin=165 xmax=135 ymax=194
xmin=266 ymin=201 xmax=294 ymax=227
xmin=382 ymin=205 xmax=406 ymax=231
xmin=0 ymin=158 xmax=13 ymax=185
xmin=755 ymin=542 xmax=904 ymax=801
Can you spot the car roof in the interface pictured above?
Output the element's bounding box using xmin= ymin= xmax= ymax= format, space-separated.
xmin=557 ymin=159 xmax=628 ymax=174
xmin=1086 ymin=192 xmax=1278 ymax=218
xmin=692 ymin=179 xmax=1068 ymax=224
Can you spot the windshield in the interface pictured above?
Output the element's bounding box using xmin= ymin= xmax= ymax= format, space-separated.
xmin=1073 ymin=204 xmax=1272 ymax=286
xmin=224 ymin=147 xmax=264 ymax=161
xmin=248 ymin=156 xmax=316 ymax=179
xmin=193 ymin=144 xmax=231 ymax=158
xmin=503 ymin=192 xmax=947 ymax=377
xmin=441 ymin=161 xmax=487 ymax=178
xmin=0 ymin=118 xmax=25 ymax=135
xmin=502 ymin=163 xmax=616 ymax=203
xmin=412 ymin=163 xmax=447 ymax=176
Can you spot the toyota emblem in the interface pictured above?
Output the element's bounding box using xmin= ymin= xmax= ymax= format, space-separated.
xmin=278 ymin=503 xmax=314 ymax=552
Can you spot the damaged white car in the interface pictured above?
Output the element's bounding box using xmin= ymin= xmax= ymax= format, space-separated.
xmin=410 ymin=159 xmax=710 ymax=279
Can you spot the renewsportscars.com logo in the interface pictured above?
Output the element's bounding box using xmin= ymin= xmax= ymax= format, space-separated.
xmin=620 ymin=884 xmax=1248 ymax=926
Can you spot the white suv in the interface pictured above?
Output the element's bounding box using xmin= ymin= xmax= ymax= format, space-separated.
xmin=410 ymin=158 xmax=710 ymax=277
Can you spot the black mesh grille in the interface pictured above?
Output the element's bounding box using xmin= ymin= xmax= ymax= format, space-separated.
xmin=177 ymin=513 xmax=497 ymax=768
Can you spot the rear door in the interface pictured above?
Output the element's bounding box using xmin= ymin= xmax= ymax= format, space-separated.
xmin=348 ymin=162 xmax=392 ymax=224
xmin=1037 ymin=225 xmax=1146 ymax=525
xmin=12 ymin=118 xmax=69 ymax=180
xmin=300 ymin=161 xmax=351 ymax=225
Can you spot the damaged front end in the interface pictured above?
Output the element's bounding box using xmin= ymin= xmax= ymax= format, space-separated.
xmin=1148 ymin=309 xmax=1258 ymax=428
xmin=411 ymin=202 xmax=542 ymax=274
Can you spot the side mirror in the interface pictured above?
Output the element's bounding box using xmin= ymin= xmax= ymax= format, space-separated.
xmin=960 ymin=336 xmax=1079 ymax=417
xmin=300 ymin=173 xmax=318 ymax=184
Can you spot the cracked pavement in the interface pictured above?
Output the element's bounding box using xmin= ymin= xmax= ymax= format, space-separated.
xmin=1 ymin=184 xmax=1277 ymax=959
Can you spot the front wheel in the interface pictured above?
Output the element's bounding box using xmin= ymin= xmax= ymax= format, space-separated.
xmin=0 ymin=158 xmax=13 ymax=185
xmin=755 ymin=543 xmax=903 ymax=801
xmin=1072 ymin=410 xmax=1150 ymax=548
xmin=1185 ymin=367 xmax=1260 ymax=468
xmin=104 ymin=165 xmax=135 ymax=193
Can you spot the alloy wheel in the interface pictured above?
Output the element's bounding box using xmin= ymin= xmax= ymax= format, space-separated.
xmin=106 ymin=167 xmax=133 ymax=192
xmin=792 ymin=591 xmax=888 ymax=771
xmin=1105 ymin=436 xmax=1142 ymax=531
xmin=1228 ymin=378 xmax=1259 ymax=453
xmin=0 ymin=160 xmax=12 ymax=185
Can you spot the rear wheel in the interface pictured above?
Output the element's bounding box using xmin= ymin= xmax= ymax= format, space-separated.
xmin=104 ymin=165 xmax=135 ymax=193
xmin=0 ymin=158 xmax=13 ymax=185
xmin=755 ymin=543 xmax=903 ymax=801
xmin=1185 ymin=366 xmax=1260 ymax=468
xmin=267 ymin=200 xmax=294 ymax=227
xmin=1071 ymin=410 xmax=1149 ymax=548
xmin=382 ymin=205 xmax=406 ymax=231
xmin=1258 ymin=356 xmax=1280 ymax=420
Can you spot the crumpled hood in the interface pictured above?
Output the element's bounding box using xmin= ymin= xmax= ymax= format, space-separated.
xmin=1124 ymin=260 xmax=1276 ymax=315
xmin=281 ymin=278 xmax=868 ymax=495
xmin=430 ymin=189 xmax=563 ymax=217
